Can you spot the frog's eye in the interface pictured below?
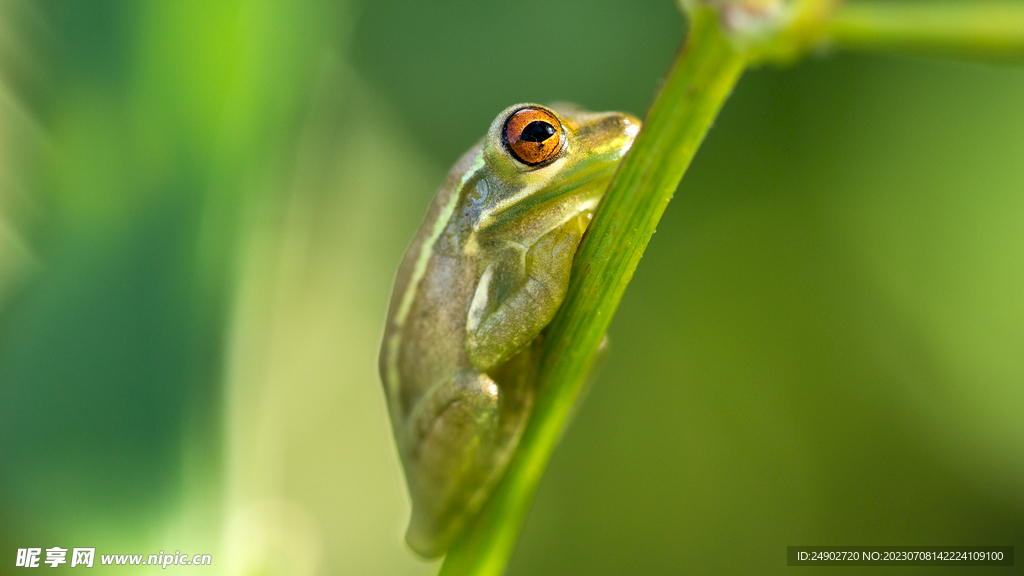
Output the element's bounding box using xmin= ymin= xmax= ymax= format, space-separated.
xmin=502 ymin=107 xmax=564 ymax=166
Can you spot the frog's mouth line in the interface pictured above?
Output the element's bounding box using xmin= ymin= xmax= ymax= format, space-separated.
xmin=475 ymin=152 xmax=628 ymax=236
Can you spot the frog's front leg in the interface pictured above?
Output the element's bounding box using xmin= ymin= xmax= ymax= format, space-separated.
xmin=467 ymin=213 xmax=590 ymax=370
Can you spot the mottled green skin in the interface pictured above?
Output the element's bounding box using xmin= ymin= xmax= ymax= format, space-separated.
xmin=379 ymin=103 xmax=639 ymax=558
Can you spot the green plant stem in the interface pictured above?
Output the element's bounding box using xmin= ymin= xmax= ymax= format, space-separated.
xmin=824 ymin=1 xmax=1024 ymax=58
xmin=437 ymin=8 xmax=745 ymax=576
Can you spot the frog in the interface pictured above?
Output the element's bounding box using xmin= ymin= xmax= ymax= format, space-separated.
xmin=379 ymin=103 xmax=640 ymax=558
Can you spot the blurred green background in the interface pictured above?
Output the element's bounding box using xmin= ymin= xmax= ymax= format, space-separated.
xmin=1 ymin=0 xmax=1021 ymax=574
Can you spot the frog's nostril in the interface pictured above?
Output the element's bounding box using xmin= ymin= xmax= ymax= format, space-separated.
xmin=610 ymin=114 xmax=642 ymax=140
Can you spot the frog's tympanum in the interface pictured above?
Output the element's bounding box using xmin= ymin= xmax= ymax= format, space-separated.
xmin=379 ymin=103 xmax=640 ymax=558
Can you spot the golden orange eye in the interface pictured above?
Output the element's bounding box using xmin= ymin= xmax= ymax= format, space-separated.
xmin=502 ymin=107 xmax=564 ymax=166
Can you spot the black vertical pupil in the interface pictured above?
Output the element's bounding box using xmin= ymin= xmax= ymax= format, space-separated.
xmin=520 ymin=120 xmax=556 ymax=143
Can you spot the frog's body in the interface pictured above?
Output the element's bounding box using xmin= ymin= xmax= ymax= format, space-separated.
xmin=380 ymin=103 xmax=639 ymax=558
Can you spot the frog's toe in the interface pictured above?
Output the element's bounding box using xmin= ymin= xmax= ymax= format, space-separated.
xmin=405 ymin=515 xmax=447 ymax=559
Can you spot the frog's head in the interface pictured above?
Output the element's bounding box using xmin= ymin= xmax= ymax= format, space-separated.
xmin=471 ymin=103 xmax=640 ymax=239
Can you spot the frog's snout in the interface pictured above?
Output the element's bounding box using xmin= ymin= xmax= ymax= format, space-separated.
xmin=582 ymin=111 xmax=641 ymax=153
xmin=619 ymin=113 xmax=642 ymax=146
xmin=582 ymin=112 xmax=641 ymax=163
xmin=620 ymin=112 xmax=642 ymax=136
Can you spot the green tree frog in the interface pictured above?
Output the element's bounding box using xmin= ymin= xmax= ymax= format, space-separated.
xmin=379 ymin=103 xmax=639 ymax=558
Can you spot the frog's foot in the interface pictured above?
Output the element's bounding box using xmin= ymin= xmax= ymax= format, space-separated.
xmin=404 ymin=368 xmax=502 ymax=559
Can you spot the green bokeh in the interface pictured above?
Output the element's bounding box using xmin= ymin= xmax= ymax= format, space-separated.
xmin=0 ymin=1 xmax=1021 ymax=574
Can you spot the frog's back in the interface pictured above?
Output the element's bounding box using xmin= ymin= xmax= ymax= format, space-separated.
xmin=379 ymin=144 xmax=484 ymax=437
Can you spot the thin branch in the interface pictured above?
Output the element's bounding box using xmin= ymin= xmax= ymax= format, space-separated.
xmin=823 ymin=1 xmax=1024 ymax=59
